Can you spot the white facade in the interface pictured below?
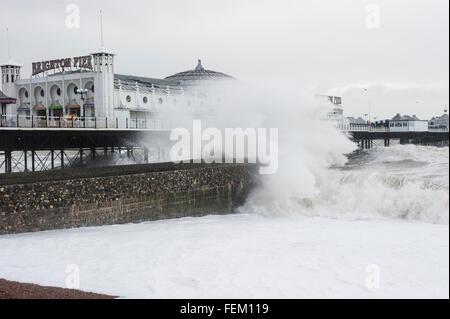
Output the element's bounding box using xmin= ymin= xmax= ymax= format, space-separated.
xmin=389 ymin=120 xmax=428 ymax=132
xmin=1 ymin=51 xmax=217 ymax=129
xmin=1 ymin=61 xmax=22 ymax=115
xmin=429 ymin=114 xmax=449 ymax=129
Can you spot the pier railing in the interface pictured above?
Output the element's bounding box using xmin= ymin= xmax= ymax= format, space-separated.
xmin=0 ymin=115 xmax=167 ymax=130
xmin=1 ymin=115 xmax=449 ymax=133
xmin=337 ymin=124 xmax=449 ymax=133
xmin=428 ymin=128 xmax=449 ymax=133
xmin=337 ymin=123 xmax=389 ymax=132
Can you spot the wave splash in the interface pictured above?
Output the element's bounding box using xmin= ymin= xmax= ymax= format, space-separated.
xmin=163 ymin=81 xmax=449 ymax=225
xmin=242 ymin=144 xmax=449 ymax=225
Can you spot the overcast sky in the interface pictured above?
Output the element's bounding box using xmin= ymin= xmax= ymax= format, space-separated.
xmin=1 ymin=0 xmax=448 ymax=119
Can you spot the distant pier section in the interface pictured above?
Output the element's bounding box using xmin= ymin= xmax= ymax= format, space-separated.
xmin=321 ymin=94 xmax=449 ymax=149
xmin=337 ymin=123 xmax=449 ymax=149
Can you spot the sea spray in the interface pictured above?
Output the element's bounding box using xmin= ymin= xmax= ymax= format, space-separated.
xmin=157 ymin=81 xmax=449 ymax=224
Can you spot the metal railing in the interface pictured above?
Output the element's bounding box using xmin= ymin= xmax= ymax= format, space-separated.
xmin=0 ymin=115 xmax=168 ymax=130
xmin=428 ymin=128 xmax=449 ymax=133
xmin=336 ymin=123 xmax=449 ymax=133
xmin=337 ymin=123 xmax=389 ymax=132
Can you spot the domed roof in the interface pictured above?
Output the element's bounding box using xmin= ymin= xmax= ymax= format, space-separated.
xmin=165 ymin=59 xmax=233 ymax=85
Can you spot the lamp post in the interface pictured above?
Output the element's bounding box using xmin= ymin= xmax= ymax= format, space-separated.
xmin=76 ymin=88 xmax=89 ymax=118
xmin=364 ymin=88 xmax=372 ymax=124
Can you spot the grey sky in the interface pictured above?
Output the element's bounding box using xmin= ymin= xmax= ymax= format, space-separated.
xmin=1 ymin=0 xmax=448 ymax=119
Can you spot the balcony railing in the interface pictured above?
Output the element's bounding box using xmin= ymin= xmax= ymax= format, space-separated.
xmin=0 ymin=115 xmax=168 ymax=130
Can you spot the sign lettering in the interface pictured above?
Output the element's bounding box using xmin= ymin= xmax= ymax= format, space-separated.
xmin=32 ymin=55 xmax=93 ymax=76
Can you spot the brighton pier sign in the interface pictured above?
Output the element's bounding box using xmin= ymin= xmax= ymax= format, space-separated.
xmin=32 ymin=55 xmax=93 ymax=76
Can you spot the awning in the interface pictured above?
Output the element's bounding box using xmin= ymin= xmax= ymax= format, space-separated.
xmin=49 ymin=105 xmax=63 ymax=110
xmin=33 ymin=106 xmax=46 ymax=111
xmin=0 ymin=89 xmax=16 ymax=104
xmin=66 ymin=104 xmax=81 ymax=109
xmin=17 ymin=107 xmax=30 ymax=112
xmin=0 ymin=99 xmax=16 ymax=104
xmin=83 ymin=103 xmax=95 ymax=107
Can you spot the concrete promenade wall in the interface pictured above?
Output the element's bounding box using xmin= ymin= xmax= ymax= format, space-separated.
xmin=0 ymin=162 xmax=257 ymax=235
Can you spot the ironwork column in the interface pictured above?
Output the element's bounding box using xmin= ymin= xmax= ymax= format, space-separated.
xmin=24 ymin=150 xmax=28 ymax=172
xmin=31 ymin=150 xmax=35 ymax=172
xmin=51 ymin=149 xmax=55 ymax=169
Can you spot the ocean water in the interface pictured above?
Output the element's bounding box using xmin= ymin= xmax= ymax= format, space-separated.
xmin=0 ymin=144 xmax=448 ymax=298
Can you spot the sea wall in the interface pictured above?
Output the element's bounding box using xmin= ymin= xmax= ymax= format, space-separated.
xmin=0 ymin=162 xmax=258 ymax=235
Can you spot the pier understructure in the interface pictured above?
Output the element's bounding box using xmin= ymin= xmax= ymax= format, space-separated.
xmin=1 ymin=126 xmax=449 ymax=173
xmin=0 ymin=128 xmax=170 ymax=173
xmin=350 ymin=130 xmax=449 ymax=149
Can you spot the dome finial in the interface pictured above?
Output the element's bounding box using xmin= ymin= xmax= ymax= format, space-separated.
xmin=195 ymin=59 xmax=204 ymax=71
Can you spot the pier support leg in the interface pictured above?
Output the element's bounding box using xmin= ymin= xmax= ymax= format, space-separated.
xmin=24 ymin=150 xmax=28 ymax=172
xmin=5 ymin=150 xmax=11 ymax=173
xmin=79 ymin=148 xmax=84 ymax=165
xmin=31 ymin=150 xmax=35 ymax=172
xmin=61 ymin=150 xmax=64 ymax=169
xmin=144 ymin=147 xmax=149 ymax=163
xmin=51 ymin=149 xmax=55 ymax=169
